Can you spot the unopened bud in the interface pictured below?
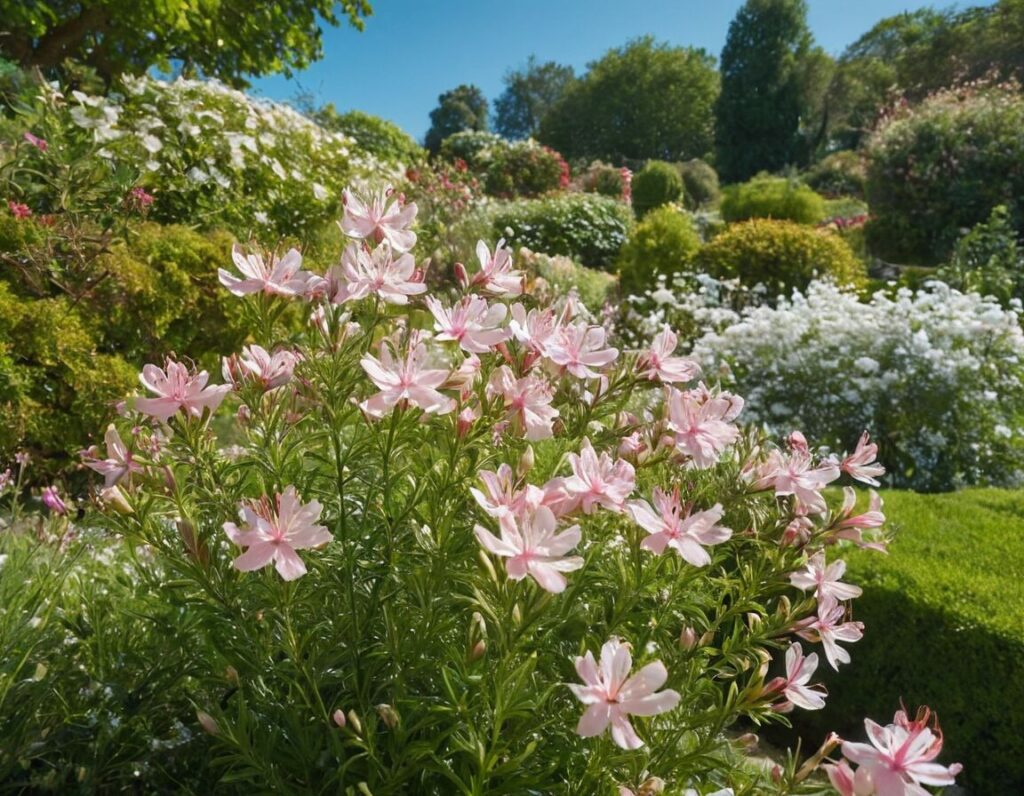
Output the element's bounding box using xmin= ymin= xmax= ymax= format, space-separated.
xmin=332 ymin=709 xmax=346 ymax=728
xmin=512 ymin=603 xmax=522 ymax=625
xmin=347 ymin=710 xmax=362 ymax=736
xmin=699 ymin=630 xmax=715 ymax=646
xmin=376 ymin=704 xmax=399 ymax=729
xmin=225 ymin=665 xmax=239 ymax=686
xmin=99 ymin=485 xmax=133 ymax=514
xmin=735 ymin=732 xmax=758 ymax=752
xmin=679 ymin=626 xmax=698 ymax=651
xmin=771 ymin=764 xmax=783 ymax=784
xmin=477 ymin=549 xmax=499 ymax=584
xmin=454 ymin=261 xmax=469 ymax=289
xmin=518 ymin=445 xmax=535 ymax=476
xmin=357 ymin=783 xmax=373 ymax=796
xmin=637 ymin=776 xmax=665 ymax=795
xmin=196 ymin=710 xmax=219 ymax=736
xmin=469 ymin=640 xmax=486 ymax=661
xmin=777 ymin=595 xmax=792 ymax=618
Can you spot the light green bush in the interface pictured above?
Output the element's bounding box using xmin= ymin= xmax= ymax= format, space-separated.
xmin=678 ymin=159 xmax=720 ymax=209
xmin=631 ymin=160 xmax=684 ymax=218
xmin=720 ymin=175 xmax=826 ymax=225
xmin=616 ymin=205 xmax=701 ymax=295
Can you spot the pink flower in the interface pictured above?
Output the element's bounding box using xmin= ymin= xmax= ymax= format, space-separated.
xmin=127 ymin=185 xmax=154 ymax=210
xmin=832 ymin=488 xmax=888 ymax=552
xmin=23 ymin=132 xmax=48 ymax=151
xmin=842 ymin=432 xmax=886 ymax=486
xmin=41 ymin=485 xmax=67 ymax=515
xmin=470 ymin=466 xmax=569 ymax=522
xmin=790 ymin=551 xmax=862 ymax=602
xmin=219 ymin=245 xmax=317 ymax=297
xmin=486 ymin=366 xmax=559 ymax=441
xmin=224 ymin=486 xmax=331 ymax=581
xmin=753 ymin=450 xmax=840 ymax=515
xmin=341 ymin=186 xmax=417 ymax=252
xmin=665 ymin=387 xmax=742 ymax=469
xmin=564 ymin=439 xmax=636 ymax=514
xmin=82 ymin=425 xmax=142 ymax=487
xmin=8 ymin=201 xmax=31 ymax=219
xmin=330 ymin=243 xmax=426 ymax=305
xmin=627 ymin=488 xmax=732 ymax=566
xmin=638 ymin=327 xmax=700 ymax=383
xmin=796 ymin=596 xmax=864 ymax=670
xmin=509 ymin=303 xmax=561 ymax=361
xmin=135 ymin=360 xmax=231 ymax=421
xmin=834 ymin=708 xmax=962 ymax=796
xmin=546 ymin=323 xmax=618 ymax=379
xmin=470 ymin=239 xmax=523 ymax=296
xmin=426 ymin=295 xmax=510 ymax=354
xmin=474 ymin=505 xmax=583 ymax=593
xmin=774 ymin=642 xmax=826 ymax=712
xmin=360 ymin=341 xmax=455 ymax=418
xmin=223 ymin=345 xmax=300 ymax=390
xmin=569 ymin=638 xmax=680 ymax=750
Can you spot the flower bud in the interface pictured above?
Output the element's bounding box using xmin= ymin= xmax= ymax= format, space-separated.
xmin=512 ymin=603 xmax=522 ymax=626
xmin=518 ymin=445 xmax=535 ymax=476
xmin=699 ymin=630 xmax=715 ymax=647
xmin=679 ymin=626 xmax=698 ymax=651
xmin=99 ymin=485 xmax=133 ymax=514
xmin=376 ymin=704 xmax=399 ymax=729
xmin=332 ymin=709 xmax=346 ymax=728
xmin=196 ymin=710 xmax=219 ymax=736
xmin=346 ymin=710 xmax=362 ymax=736
xmin=735 ymin=732 xmax=758 ymax=752
xmin=454 ymin=261 xmax=469 ymax=289
xmin=637 ymin=777 xmax=665 ymax=795
xmin=469 ymin=640 xmax=486 ymax=661
xmin=225 ymin=666 xmax=239 ymax=686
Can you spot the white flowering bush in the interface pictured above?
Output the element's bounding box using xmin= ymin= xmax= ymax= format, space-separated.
xmin=0 ymin=186 xmax=967 ymax=793
xmin=3 ymin=73 xmax=386 ymax=238
xmin=693 ymin=280 xmax=1024 ymax=491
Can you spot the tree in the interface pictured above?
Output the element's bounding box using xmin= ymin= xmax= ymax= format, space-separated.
xmin=424 ymin=84 xmax=489 ymax=153
xmin=538 ymin=37 xmax=718 ymax=164
xmin=493 ymin=56 xmax=575 ymax=140
xmin=0 ymin=0 xmax=372 ymax=87
xmin=715 ymin=0 xmax=827 ymax=182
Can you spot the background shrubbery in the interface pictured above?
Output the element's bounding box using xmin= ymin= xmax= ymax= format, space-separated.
xmin=720 ymin=175 xmax=826 ymax=225
xmin=631 ymin=160 xmax=684 ymax=217
xmin=616 ymin=205 xmax=701 ymax=295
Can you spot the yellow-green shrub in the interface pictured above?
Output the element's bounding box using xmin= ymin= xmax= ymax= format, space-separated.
xmin=616 ymin=206 xmax=702 ymax=295
xmin=696 ymin=219 xmax=866 ymax=294
xmin=720 ymin=174 xmax=826 ymax=225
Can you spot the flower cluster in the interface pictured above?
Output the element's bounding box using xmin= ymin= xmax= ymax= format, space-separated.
xmin=86 ymin=185 xmax=960 ymax=794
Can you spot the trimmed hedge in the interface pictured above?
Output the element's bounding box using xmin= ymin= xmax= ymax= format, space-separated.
xmin=782 ymin=489 xmax=1024 ymax=794
xmin=631 ymin=160 xmax=684 ymax=218
xmin=720 ymin=175 xmax=826 ymax=225
xmin=695 ymin=219 xmax=866 ymax=293
xmin=490 ymin=194 xmax=633 ymax=269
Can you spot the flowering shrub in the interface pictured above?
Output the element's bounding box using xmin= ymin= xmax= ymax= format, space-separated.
xmin=696 ymin=220 xmax=866 ymax=294
xmin=17 ymin=184 xmax=962 ymax=793
xmin=490 ymin=193 xmax=634 ymax=269
xmin=575 ymin=160 xmax=632 ymax=202
xmin=720 ymin=176 xmax=826 ymax=226
xmin=803 ymin=153 xmax=866 ymax=200
xmin=693 ymin=280 xmax=1024 ymax=491
xmin=2 ymin=72 xmax=382 ymax=239
xmin=617 ymin=205 xmax=702 ymax=295
xmin=438 ymin=131 xmax=569 ymax=198
xmin=865 ymin=83 xmax=1024 ymax=264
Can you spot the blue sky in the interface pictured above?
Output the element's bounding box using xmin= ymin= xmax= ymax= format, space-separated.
xmin=252 ymin=0 xmax=965 ymax=141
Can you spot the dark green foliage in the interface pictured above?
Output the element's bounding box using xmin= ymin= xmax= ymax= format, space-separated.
xmin=720 ymin=175 xmax=826 ymax=225
xmin=425 ymin=84 xmax=489 ymax=153
xmin=493 ymin=56 xmax=575 ymax=140
xmin=0 ymin=0 xmax=372 ymax=86
xmin=937 ymin=205 xmax=1024 ymax=304
xmin=803 ymin=151 xmax=866 ymax=198
xmin=490 ymin=194 xmax=633 ymax=269
xmin=715 ymin=0 xmax=830 ymax=181
xmin=539 ymin=37 xmax=718 ymax=164
xmin=781 ymin=488 xmax=1024 ymax=795
xmin=696 ymin=218 xmax=865 ymax=293
xmin=312 ymin=105 xmax=424 ymax=165
xmin=631 ymin=161 xmax=685 ymax=218
xmin=864 ymin=85 xmax=1024 ymax=264
xmin=617 ymin=206 xmax=702 ymax=295
xmin=678 ymin=159 xmax=721 ymax=209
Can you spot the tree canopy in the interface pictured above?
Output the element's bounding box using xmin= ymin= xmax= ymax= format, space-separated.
xmin=0 ymin=0 xmax=372 ymax=86
xmin=493 ymin=56 xmax=575 ymax=140
xmin=538 ymin=37 xmax=718 ymax=164
xmin=424 ymin=84 xmax=489 ymax=153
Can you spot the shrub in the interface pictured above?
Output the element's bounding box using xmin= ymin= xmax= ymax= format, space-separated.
xmin=720 ymin=175 xmax=827 ymax=225
xmin=1 ymin=72 xmax=381 ymax=240
xmin=313 ymin=107 xmax=425 ymax=167
xmin=803 ymin=151 xmax=867 ymax=198
xmin=490 ymin=193 xmax=633 ymax=268
xmin=782 ymin=488 xmax=1024 ymax=793
xmin=616 ymin=206 xmax=702 ymax=295
xmin=483 ymin=142 xmax=568 ymax=198
xmin=0 ymin=218 xmax=248 ymax=470
xmin=695 ymin=219 xmax=866 ymax=294
xmin=693 ymin=280 xmax=1024 ymax=491
xmin=575 ymin=161 xmax=630 ymax=200
xmin=937 ymin=204 xmax=1024 ymax=305
xmin=0 ymin=182 xmax=964 ymax=794
xmin=677 ymin=159 xmax=720 ymax=209
xmin=865 ymin=84 xmax=1024 ymax=264
xmin=631 ymin=160 xmax=684 ymax=217
xmin=515 ymin=247 xmax=617 ymax=313
xmin=438 ymin=130 xmax=505 ymax=170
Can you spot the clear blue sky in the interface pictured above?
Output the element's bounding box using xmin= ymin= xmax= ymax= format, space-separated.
xmin=251 ymin=0 xmax=966 ymax=141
